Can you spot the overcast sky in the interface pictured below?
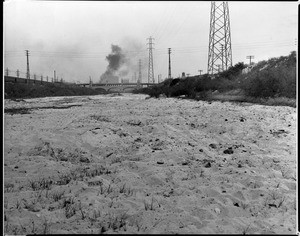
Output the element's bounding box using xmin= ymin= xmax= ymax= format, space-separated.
xmin=4 ymin=1 xmax=298 ymax=83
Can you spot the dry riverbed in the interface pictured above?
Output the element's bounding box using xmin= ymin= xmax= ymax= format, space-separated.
xmin=4 ymin=93 xmax=297 ymax=234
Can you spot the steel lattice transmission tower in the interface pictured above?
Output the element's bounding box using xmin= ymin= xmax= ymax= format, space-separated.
xmin=147 ymin=37 xmax=155 ymax=83
xmin=207 ymin=1 xmax=232 ymax=75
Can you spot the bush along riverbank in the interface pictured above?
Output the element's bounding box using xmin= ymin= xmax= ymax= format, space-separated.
xmin=133 ymin=51 xmax=296 ymax=108
xmin=4 ymin=82 xmax=107 ymax=99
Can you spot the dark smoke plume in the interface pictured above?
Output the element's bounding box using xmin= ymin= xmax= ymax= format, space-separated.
xmin=100 ymin=40 xmax=147 ymax=83
xmin=100 ymin=44 xmax=127 ymax=83
xmin=106 ymin=45 xmax=126 ymax=71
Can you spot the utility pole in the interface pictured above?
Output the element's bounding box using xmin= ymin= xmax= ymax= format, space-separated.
xmin=138 ymin=59 xmax=142 ymax=84
xmin=198 ymin=70 xmax=203 ymax=76
xmin=89 ymin=76 xmax=92 ymax=88
xmin=246 ymin=55 xmax=254 ymax=66
xmin=168 ymin=48 xmax=172 ymax=79
xmin=207 ymin=1 xmax=232 ymax=75
xmin=54 ymin=70 xmax=56 ymax=82
xmin=147 ymin=36 xmax=155 ymax=83
xmin=47 ymin=76 xmax=48 ymax=82
xmin=25 ymin=50 xmax=30 ymax=82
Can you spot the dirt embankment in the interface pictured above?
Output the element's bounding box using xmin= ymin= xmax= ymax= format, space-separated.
xmin=4 ymin=93 xmax=297 ymax=234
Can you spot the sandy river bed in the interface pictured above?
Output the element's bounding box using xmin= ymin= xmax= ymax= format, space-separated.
xmin=4 ymin=93 xmax=297 ymax=234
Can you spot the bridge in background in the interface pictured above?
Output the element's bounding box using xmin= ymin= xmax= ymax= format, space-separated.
xmin=78 ymin=82 xmax=155 ymax=92
xmin=4 ymin=75 xmax=157 ymax=92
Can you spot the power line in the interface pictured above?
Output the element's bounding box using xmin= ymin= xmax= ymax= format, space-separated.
xmin=4 ymin=41 xmax=295 ymax=58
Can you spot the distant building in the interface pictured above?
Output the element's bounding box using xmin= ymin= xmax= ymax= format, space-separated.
xmin=100 ymin=75 xmax=119 ymax=84
xmin=121 ymin=78 xmax=130 ymax=83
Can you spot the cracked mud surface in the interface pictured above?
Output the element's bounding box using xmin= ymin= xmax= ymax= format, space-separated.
xmin=4 ymin=93 xmax=297 ymax=234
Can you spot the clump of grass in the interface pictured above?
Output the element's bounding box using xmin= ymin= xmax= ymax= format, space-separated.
xmin=119 ymin=183 xmax=134 ymax=197
xmin=28 ymin=177 xmax=53 ymax=191
xmin=56 ymin=173 xmax=73 ymax=185
xmin=15 ymin=199 xmax=22 ymax=210
xmin=22 ymin=198 xmax=39 ymax=212
xmin=280 ymin=169 xmax=296 ymax=181
xmin=264 ymin=190 xmax=286 ymax=208
xmin=107 ymin=183 xmax=113 ymax=194
xmin=88 ymin=208 xmax=101 ymax=225
xmin=63 ymin=197 xmax=77 ymax=218
xmin=144 ymin=196 xmax=157 ymax=211
xmin=42 ymin=217 xmax=52 ymax=234
xmin=4 ymin=197 xmax=9 ymax=209
xmin=240 ymin=202 xmax=248 ymax=210
xmin=78 ymin=201 xmax=86 ymax=220
xmin=4 ymin=183 xmax=15 ymax=192
xmin=241 ymin=223 xmax=251 ymax=235
xmin=106 ymin=212 xmax=129 ymax=232
xmin=51 ymin=189 xmax=65 ymax=201
xmin=111 ymin=156 xmax=123 ymax=164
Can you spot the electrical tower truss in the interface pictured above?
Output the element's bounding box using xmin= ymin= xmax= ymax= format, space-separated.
xmin=207 ymin=1 xmax=232 ymax=75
